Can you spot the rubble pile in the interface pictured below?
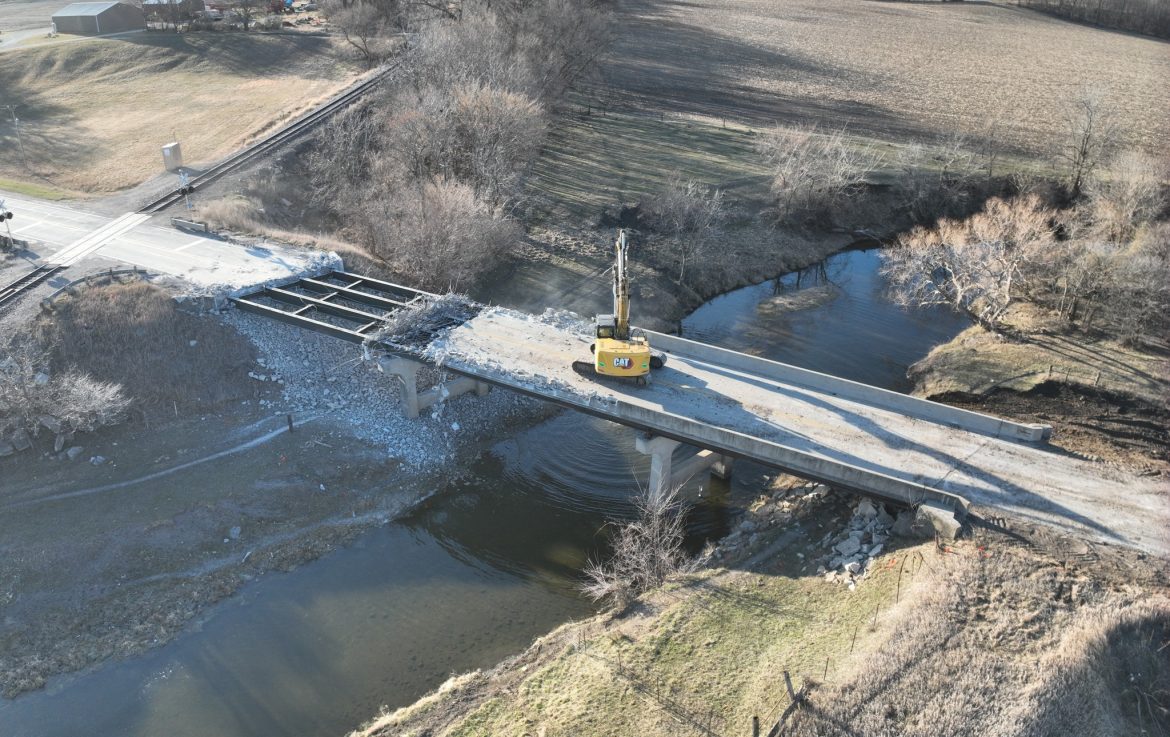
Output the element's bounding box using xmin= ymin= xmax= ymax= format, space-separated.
xmin=816 ymin=498 xmax=917 ymax=590
xmin=370 ymin=294 xmax=482 ymax=351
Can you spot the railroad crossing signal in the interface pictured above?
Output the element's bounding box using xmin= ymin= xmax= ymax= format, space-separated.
xmin=0 ymin=200 xmax=13 ymax=249
xmin=177 ymin=171 xmax=194 ymax=211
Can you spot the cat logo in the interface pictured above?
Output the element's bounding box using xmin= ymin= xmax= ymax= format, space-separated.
xmin=613 ymin=357 xmax=632 ymax=369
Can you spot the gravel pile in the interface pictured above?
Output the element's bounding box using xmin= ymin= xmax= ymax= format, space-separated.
xmin=219 ymin=307 xmax=541 ymax=468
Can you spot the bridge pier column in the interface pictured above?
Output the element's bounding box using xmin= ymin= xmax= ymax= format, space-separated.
xmin=378 ymin=356 xmax=424 ymax=419
xmin=378 ymin=358 xmax=493 ymax=419
xmin=711 ymin=454 xmax=734 ymax=481
xmin=635 ymin=434 xmax=680 ymax=503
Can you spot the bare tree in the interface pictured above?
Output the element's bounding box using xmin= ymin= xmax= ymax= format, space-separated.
xmin=645 ymin=176 xmax=726 ymax=285
xmin=580 ymin=485 xmax=690 ymax=610
xmin=233 ymin=0 xmax=261 ymax=31
xmin=379 ymin=82 xmax=546 ymax=204
xmin=359 ymin=178 xmax=519 ymax=291
xmin=1015 ymin=0 xmax=1170 ymax=39
xmin=758 ymin=125 xmax=881 ymax=222
xmin=896 ymin=134 xmax=982 ymax=223
xmin=0 ymin=340 xmax=130 ymax=443
xmin=322 ymin=0 xmax=404 ymax=66
xmin=1084 ymin=151 xmax=1168 ymax=243
xmin=1056 ymin=88 xmax=1120 ymax=198
xmin=882 ymin=195 xmax=1056 ymax=330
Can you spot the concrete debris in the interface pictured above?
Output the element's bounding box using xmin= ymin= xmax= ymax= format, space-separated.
xmin=834 ymin=536 xmax=862 ymax=557
xmin=892 ymin=509 xmax=931 ymax=539
xmin=89 ymin=455 xmax=106 ymax=466
xmin=219 ymin=308 xmax=541 ymax=470
xmin=856 ymin=498 xmax=878 ymax=519
xmin=65 ymin=446 xmax=85 ymax=461
xmin=916 ymin=501 xmax=963 ymax=541
xmin=11 ymin=428 xmax=32 ymax=451
xmin=821 ymin=496 xmax=899 ymax=589
xmin=369 ymin=294 xmax=482 ymax=351
xmin=38 ymin=415 xmax=63 ymax=435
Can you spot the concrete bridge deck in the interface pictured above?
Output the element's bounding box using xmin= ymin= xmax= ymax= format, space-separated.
xmin=232 ymin=277 xmax=1169 ymax=556
xmin=422 ymin=309 xmax=1168 ymax=556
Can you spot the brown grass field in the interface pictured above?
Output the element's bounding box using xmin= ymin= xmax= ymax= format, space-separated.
xmin=530 ymin=0 xmax=1170 ymax=218
xmin=0 ymin=32 xmax=358 ymax=195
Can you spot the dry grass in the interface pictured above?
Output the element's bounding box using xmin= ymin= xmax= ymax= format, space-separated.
xmin=32 ymin=279 xmax=256 ymax=411
xmin=356 ymin=501 xmax=924 ymax=737
xmin=909 ymin=303 xmax=1170 ymax=410
xmin=787 ymin=547 xmax=1170 ymax=737
xmin=358 ymin=518 xmax=1170 ymax=737
xmin=0 ymin=32 xmax=358 ymax=193
xmin=531 ymin=0 xmax=1170 ymax=218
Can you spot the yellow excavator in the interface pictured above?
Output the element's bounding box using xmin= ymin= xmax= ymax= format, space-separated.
xmin=572 ymin=229 xmax=664 ymax=385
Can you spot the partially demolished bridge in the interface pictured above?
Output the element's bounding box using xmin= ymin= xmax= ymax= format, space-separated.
xmin=233 ymin=272 xmax=1170 ymax=555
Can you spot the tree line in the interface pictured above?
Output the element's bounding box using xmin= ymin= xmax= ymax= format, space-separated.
xmin=1015 ymin=0 xmax=1170 ymax=39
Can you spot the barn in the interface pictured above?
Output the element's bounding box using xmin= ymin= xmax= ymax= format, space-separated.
xmin=51 ymin=2 xmax=146 ymax=35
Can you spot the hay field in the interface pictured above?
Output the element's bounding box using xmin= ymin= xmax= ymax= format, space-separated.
xmin=0 ymin=33 xmax=357 ymax=195
xmin=530 ymin=0 xmax=1170 ymax=217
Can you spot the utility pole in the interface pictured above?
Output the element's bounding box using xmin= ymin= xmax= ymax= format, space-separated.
xmin=6 ymin=105 xmax=28 ymax=169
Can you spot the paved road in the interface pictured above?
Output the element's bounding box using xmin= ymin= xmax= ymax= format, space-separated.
xmin=429 ymin=308 xmax=1170 ymax=556
xmin=2 ymin=194 xmax=334 ymax=292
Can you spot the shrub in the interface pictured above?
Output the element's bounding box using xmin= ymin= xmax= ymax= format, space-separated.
xmin=757 ymin=125 xmax=880 ymax=223
xmin=644 ymin=176 xmax=726 ymax=284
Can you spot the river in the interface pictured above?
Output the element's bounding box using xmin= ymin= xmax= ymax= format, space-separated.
xmin=0 ymin=248 xmax=968 ymax=737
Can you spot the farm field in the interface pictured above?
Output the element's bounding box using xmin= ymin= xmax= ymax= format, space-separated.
xmin=0 ymin=0 xmax=62 ymax=32
xmin=530 ymin=0 xmax=1170 ymax=218
xmin=0 ymin=32 xmax=358 ymax=195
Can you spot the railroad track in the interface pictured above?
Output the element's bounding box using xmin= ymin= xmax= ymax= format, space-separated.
xmin=138 ymin=65 xmax=394 ymax=214
xmin=0 ymin=66 xmax=392 ymax=312
xmin=0 ymin=264 xmax=66 ymax=309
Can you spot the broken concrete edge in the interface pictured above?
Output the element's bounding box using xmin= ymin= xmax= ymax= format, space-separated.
xmin=177 ymin=251 xmax=346 ymax=309
xmin=643 ymin=329 xmax=1053 ymax=445
xmin=915 ymin=499 xmax=964 ymax=542
xmin=431 ymin=357 xmax=974 ymax=517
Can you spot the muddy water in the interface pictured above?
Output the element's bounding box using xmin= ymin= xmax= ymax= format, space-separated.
xmin=0 ymin=248 xmax=966 ymax=737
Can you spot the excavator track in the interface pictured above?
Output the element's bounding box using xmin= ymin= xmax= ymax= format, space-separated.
xmin=572 ymin=360 xmax=650 ymax=387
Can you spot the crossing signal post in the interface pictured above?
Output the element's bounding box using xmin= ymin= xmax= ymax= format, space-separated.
xmin=178 ymin=171 xmax=195 ymax=211
xmin=0 ymin=199 xmax=14 ymax=250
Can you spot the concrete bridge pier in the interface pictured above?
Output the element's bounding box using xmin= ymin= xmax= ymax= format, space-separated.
xmin=378 ymin=356 xmax=490 ymax=419
xmin=636 ymin=434 xmax=734 ymax=502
